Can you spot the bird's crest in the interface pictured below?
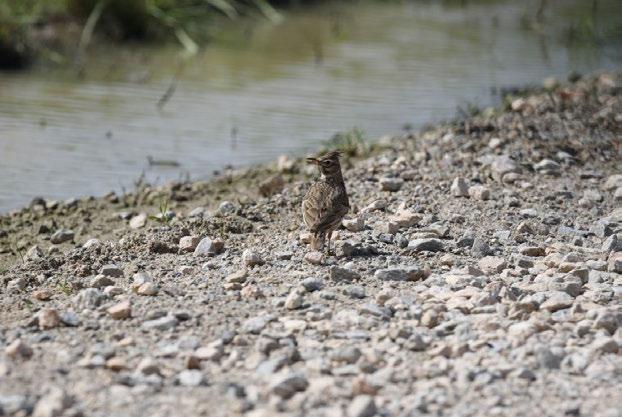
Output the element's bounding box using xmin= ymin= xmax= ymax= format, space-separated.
xmin=319 ymin=150 xmax=342 ymax=161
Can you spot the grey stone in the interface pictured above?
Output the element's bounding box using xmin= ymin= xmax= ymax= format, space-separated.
xmin=89 ymin=275 xmax=114 ymax=288
xmin=73 ymin=288 xmax=104 ymax=310
xmin=374 ymin=266 xmax=424 ymax=281
xmin=471 ymin=237 xmax=492 ymax=257
xmin=535 ymin=346 xmax=564 ymax=369
xmin=344 ymin=285 xmax=366 ymax=299
xmin=142 ymin=315 xmax=178 ymax=331
xmin=347 ymin=395 xmax=377 ymax=417
xmin=491 ymin=155 xmax=520 ymax=182
xmin=330 ymin=266 xmax=360 ymax=282
xmin=379 ymin=177 xmax=404 ymax=192
xmin=50 ymin=229 xmax=74 ymax=244
xmin=32 ymin=388 xmax=73 ymax=417
xmin=129 ymin=213 xmax=147 ymax=229
xmin=408 ymin=238 xmax=443 ymax=252
xmin=218 ymin=201 xmax=236 ymax=215
xmin=100 ymin=264 xmax=124 ymax=278
xmin=301 ymin=277 xmax=324 ymax=292
xmin=269 ymin=373 xmax=309 ymax=399
xmin=177 ymin=370 xmax=205 ymax=387
xmin=193 ymin=237 xmax=225 ymax=256
xmin=242 ymin=249 xmax=264 ymax=267
xmin=450 ymin=177 xmax=469 ymax=197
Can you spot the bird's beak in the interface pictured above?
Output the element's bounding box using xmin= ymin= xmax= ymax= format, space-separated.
xmin=306 ymin=157 xmax=319 ymax=165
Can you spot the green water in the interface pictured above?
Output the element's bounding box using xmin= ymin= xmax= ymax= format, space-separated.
xmin=0 ymin=0 xmax=620 ymax=211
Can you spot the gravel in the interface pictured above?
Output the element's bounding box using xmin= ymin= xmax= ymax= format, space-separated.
xmin=0 ymin=73 xmax=620 ymax=417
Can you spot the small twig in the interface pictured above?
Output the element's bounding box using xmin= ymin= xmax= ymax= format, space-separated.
xmin=157 ymin=63 xmax=185 ymax=111
xmin=75 ymin=0 xmax=109 ymax=73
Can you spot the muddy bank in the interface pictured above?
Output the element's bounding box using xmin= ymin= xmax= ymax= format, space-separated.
xmin=0 ymin=73 xmax=621 ymax=417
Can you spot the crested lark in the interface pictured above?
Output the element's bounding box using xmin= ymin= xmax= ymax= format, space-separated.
xmin=302 ymin=151 xmax=350 ymax=254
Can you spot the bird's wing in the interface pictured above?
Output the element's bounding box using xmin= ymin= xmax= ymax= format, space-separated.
xmin=302 ymin=182 xmax=348 ymax=232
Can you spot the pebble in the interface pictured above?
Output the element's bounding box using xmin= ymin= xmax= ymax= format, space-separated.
xmin=608 ymin=252 xmax=622 ymax=273
xmin=32 ymin=388 xmax=73 ymax=417
xmin=193 ymin=237 xmax=225 ymax=256
xmin=408 ymin=238 xmax=443 ymax=252
xmin=451 ymin=177 xmax=469 ymax=197
xmin=468 ymin=185 xmax=490 ymax=200
xmin=540 ymin=291 xmax=573 ymax=312
xmin=50 ymin=229 xmax=74 ymax=244
xmin=379 ymin=177 xmax=404 ymax=192
xmin=179 ymin=235 xmax=201 ymax=252
xmin=89 ymin=275 xmax=114 ymax=288
xmin=142 ymin=315 xmax=178 ymax=331
xmin=534 ymin=159 xmax=561 ymax=174
xmin=5 ymin=339 xmax=33 ymax=359
xmin=285 ymin=292 xmax=304 ymax=310
xmin=374 ymin=266 xmax=424 ymax=281
xmin=243 ymin=249 xmax=264 ymax=267
xmin=107 ymin=301 xmax=131 ymax=320
xmin=37 ymin=308 xmax=61 ymax=329
xmin=269 ymin=373 xmax=309 ymax=399
xmin=478 ymin=256 xmax=507 ymax=274
xmin=82 ymin=238 xmax=101 ymax=249
xmin=304 ymin=251 xmax=324 ymax=265
xmin=343 ymin=217 xmax=366 ymax=232
xmin=347 ymin=395 xmax=377 ymax=417
xmin=301 ymin=277 xmax=324 ymax=292
xmin=218 ymin=201 xmax=236 ymax=215
xmin=25 ymin=245 xmax=44 ymax=261
xmin=177 ymin=370 xmax=205 ymax=387
xmin=471 ymin=237 xmax=492 ymax=257
xmin=491 ymin=155 xmax=520 ymax=182
xmin=101 ymin=264 xmax=124 ymax=278
xmin=137 ymin=282 xmax=159 ymax=296
xmin=129 ymin=213 xmax=147 ymax=229
xmin=603 ymin=174 xmax=622 ymax=190
xmin=33 ymin=289 xmax=52 ymax=301
xmin=73 ymin=288 xmax=104 ymax=310
xmin=131 ymin=272 xmax=153 ymax=292
xmin=519 ymin=246 xmax=545 ymax=257
xmin=329 ymin=266 xmax=360 ymax=282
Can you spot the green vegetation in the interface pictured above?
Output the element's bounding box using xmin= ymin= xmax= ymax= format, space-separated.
xmin=321 ymin=127 xmax=371 ymax=157
xmin=0 ymin=0 xmax=288 ymax=68
xmin=57 ymin=280 xmax=74 ymax=295
xmin=149 ymin=198 xmax=173 ymax=225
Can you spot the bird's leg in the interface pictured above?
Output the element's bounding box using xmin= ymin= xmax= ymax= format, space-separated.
xmin=325 ymin=231 xmax=333 ymax=256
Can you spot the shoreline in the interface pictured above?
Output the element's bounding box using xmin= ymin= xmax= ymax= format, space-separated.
xmin=0 ymin=72 xmax=620 ymax=417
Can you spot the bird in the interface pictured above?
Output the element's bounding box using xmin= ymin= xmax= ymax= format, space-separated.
xmin=302 ymin=150 xmax=350 ymax=254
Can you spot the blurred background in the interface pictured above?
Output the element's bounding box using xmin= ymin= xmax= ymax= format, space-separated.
xmin=0 ymin=0 xmax=621 ymax=212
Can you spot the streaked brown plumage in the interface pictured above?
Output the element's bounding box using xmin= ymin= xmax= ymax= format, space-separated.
xmin=302 ymin=151 xmax=350 ymax=253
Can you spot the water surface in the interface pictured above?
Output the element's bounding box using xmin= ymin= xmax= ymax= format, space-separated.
xmin=1 ymin=0 xmax=621 ymax=212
